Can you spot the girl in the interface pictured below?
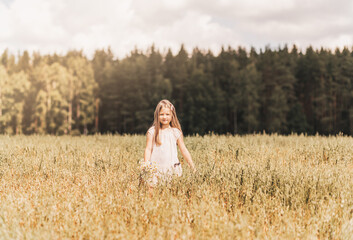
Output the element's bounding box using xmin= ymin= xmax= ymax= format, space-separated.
xmin=143 ymin=99 xmax=195 ymax=186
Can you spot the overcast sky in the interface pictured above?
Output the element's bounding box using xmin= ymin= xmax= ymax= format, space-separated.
xmin=0 ymin=0 xmax=352 ymax=59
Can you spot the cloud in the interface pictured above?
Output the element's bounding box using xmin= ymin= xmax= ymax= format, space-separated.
xmin=0 ymin=0 xmax=352 ymax=59
xmin=0 ymin=0 xmax=135 ymax=57
xmin=198 ymin=0 xmax=353 ymax=50
xmin=0 ymin=3 xmax=12 ymax=39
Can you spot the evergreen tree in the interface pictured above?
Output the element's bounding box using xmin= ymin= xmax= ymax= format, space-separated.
xmin=1 ymin=51 xmax=16 ymax=75
xmin=92 ymin=48 xmax=114 ymax=132
xmin=1 ymin=49 xmax=9 ymax=68
xmin=258 ymin=47 xmax=296 ymax=133
xmin=0 ymin=65 xmax=9 ymax=131
xmin=2 ymin=71 xmax=30 ymax=134
xmin=333 ymin=47 xmax=353 ymax=134
xmin=16 ymin=51 xmax=31 ymax=73
xmin=296 ymin=47 xmax=327 ymax=133
xmin=238 ymin=63 xmax=261 ymax=132
xmin=183 ymin=50 xmax=214 ymax=134
xmin=66 ymin=55 xmax=96 ymax=134
xmin=172 ymin=45 xmax=189 ymax=118
xmin=0 ymin=44 xmax=351 ymax=135
xmin=213 ymin=47 xmax=240 ymax=133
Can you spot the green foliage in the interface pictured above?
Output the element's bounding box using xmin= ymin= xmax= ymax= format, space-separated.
xmin=238 ymin=63 xmax=261 ymax=132
xmin=66 ymin=55 xmax=96 ymax=134
xmin=0 ymin=45 xmax=352 ymax=135
xmin=0 ymin=71 xmax=30 ymax=134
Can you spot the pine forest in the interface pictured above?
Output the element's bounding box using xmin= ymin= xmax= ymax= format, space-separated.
xmin=0 ymin=44 xmax=352 ymax=136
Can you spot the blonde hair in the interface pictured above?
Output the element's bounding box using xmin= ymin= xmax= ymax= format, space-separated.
xmin=151 ymin=99 xmax=182 ymax=146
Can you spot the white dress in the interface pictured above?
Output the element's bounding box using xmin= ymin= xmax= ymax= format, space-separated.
xmin=147 ymin=126 xmax=182 ymax=183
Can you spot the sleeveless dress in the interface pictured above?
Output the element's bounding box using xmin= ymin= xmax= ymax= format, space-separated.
xmin=147 ymin=126 xmax=182 ymax=184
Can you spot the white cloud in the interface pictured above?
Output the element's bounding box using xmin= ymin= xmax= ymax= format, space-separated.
xmin=0 ymin=0 xmax=352 ymax=59
xmin=152 ymin=11 xmax=239 ymax=54
xmin=0 ymin=3 xmax=12 ymax=39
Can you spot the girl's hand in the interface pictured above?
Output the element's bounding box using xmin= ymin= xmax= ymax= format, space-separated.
xmin=140 ymin=161 xmax=158 ymax=173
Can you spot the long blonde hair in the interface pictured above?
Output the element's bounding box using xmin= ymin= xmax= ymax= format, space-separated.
xmin=152 ymin=99 xmax=182 ymax=146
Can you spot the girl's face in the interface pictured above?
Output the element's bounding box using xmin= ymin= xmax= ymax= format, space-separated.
xmin=159 ymin=107 xmax=172 ymax=128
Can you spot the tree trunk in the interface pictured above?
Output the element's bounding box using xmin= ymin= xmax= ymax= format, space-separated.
xmin=349 ymin=108 xmax=353 ymax=136
xmin=77 ymin=101 xmax=80 ymax=119
xmin=95 ymin=98 xmax=99 ymax=132
xmin=68 ymin=101 xmax=72 ymax=133
xmin=34 ymin=118 xmax=38 ymax=133
xmin=76 ymin=101 xmax=80 ymax=130
xmin=84 ymin=123 xmax=88 ymax=135
xmin=333 ymin=95 xmax=337 ymax=132
xmin=233 ymin=109 xmax=237 ymax=134
xmin=0 ymin=90 xmax=2 ymax=117
xmin=47 ymin=92 xmax=51 ymax=110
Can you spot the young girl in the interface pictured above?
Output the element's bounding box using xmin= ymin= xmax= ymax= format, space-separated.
xmin=143 ymin=99 xmax=195 ymax=186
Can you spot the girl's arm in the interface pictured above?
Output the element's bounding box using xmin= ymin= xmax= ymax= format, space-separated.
xmin=177 ymin=135 xmax=196 ymax=172
xmin=144 ymin=133 xmax=153 ymax=163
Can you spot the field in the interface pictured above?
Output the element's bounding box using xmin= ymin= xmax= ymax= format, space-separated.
xmin=0 ymin=134 xmax=352 ymax=239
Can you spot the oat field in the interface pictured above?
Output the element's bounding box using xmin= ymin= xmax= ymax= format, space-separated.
xmin=0 ymin=134 xmax=352 ymax=239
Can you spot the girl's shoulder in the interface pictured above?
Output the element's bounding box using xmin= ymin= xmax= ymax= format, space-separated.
xmin=147 ymin=126 xmax=155 ymax=135
xmin=171 ymin=127 xmax=182 ymax=140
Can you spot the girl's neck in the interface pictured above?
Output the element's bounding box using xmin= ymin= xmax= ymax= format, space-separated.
xmin=160 ymin=124 xmax=171 ymax=129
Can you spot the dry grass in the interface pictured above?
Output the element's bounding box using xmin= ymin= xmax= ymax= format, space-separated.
xmin=0 ymin=134 xmax=352 ymax=239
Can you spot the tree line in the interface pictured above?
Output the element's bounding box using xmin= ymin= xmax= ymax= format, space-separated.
xmin=0 ymin=44 xmax=352 ymax=135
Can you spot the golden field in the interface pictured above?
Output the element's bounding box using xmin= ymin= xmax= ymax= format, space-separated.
xmin=0 ymin=134 xmax=352 ymax=239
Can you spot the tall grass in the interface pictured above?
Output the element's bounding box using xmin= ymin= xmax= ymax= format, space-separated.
xmin=0 ymin=134 xmax=352 ymax=239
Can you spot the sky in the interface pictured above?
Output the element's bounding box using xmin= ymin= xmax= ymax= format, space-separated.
xmin=0 ymin=0 xmax=352 ymax=59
